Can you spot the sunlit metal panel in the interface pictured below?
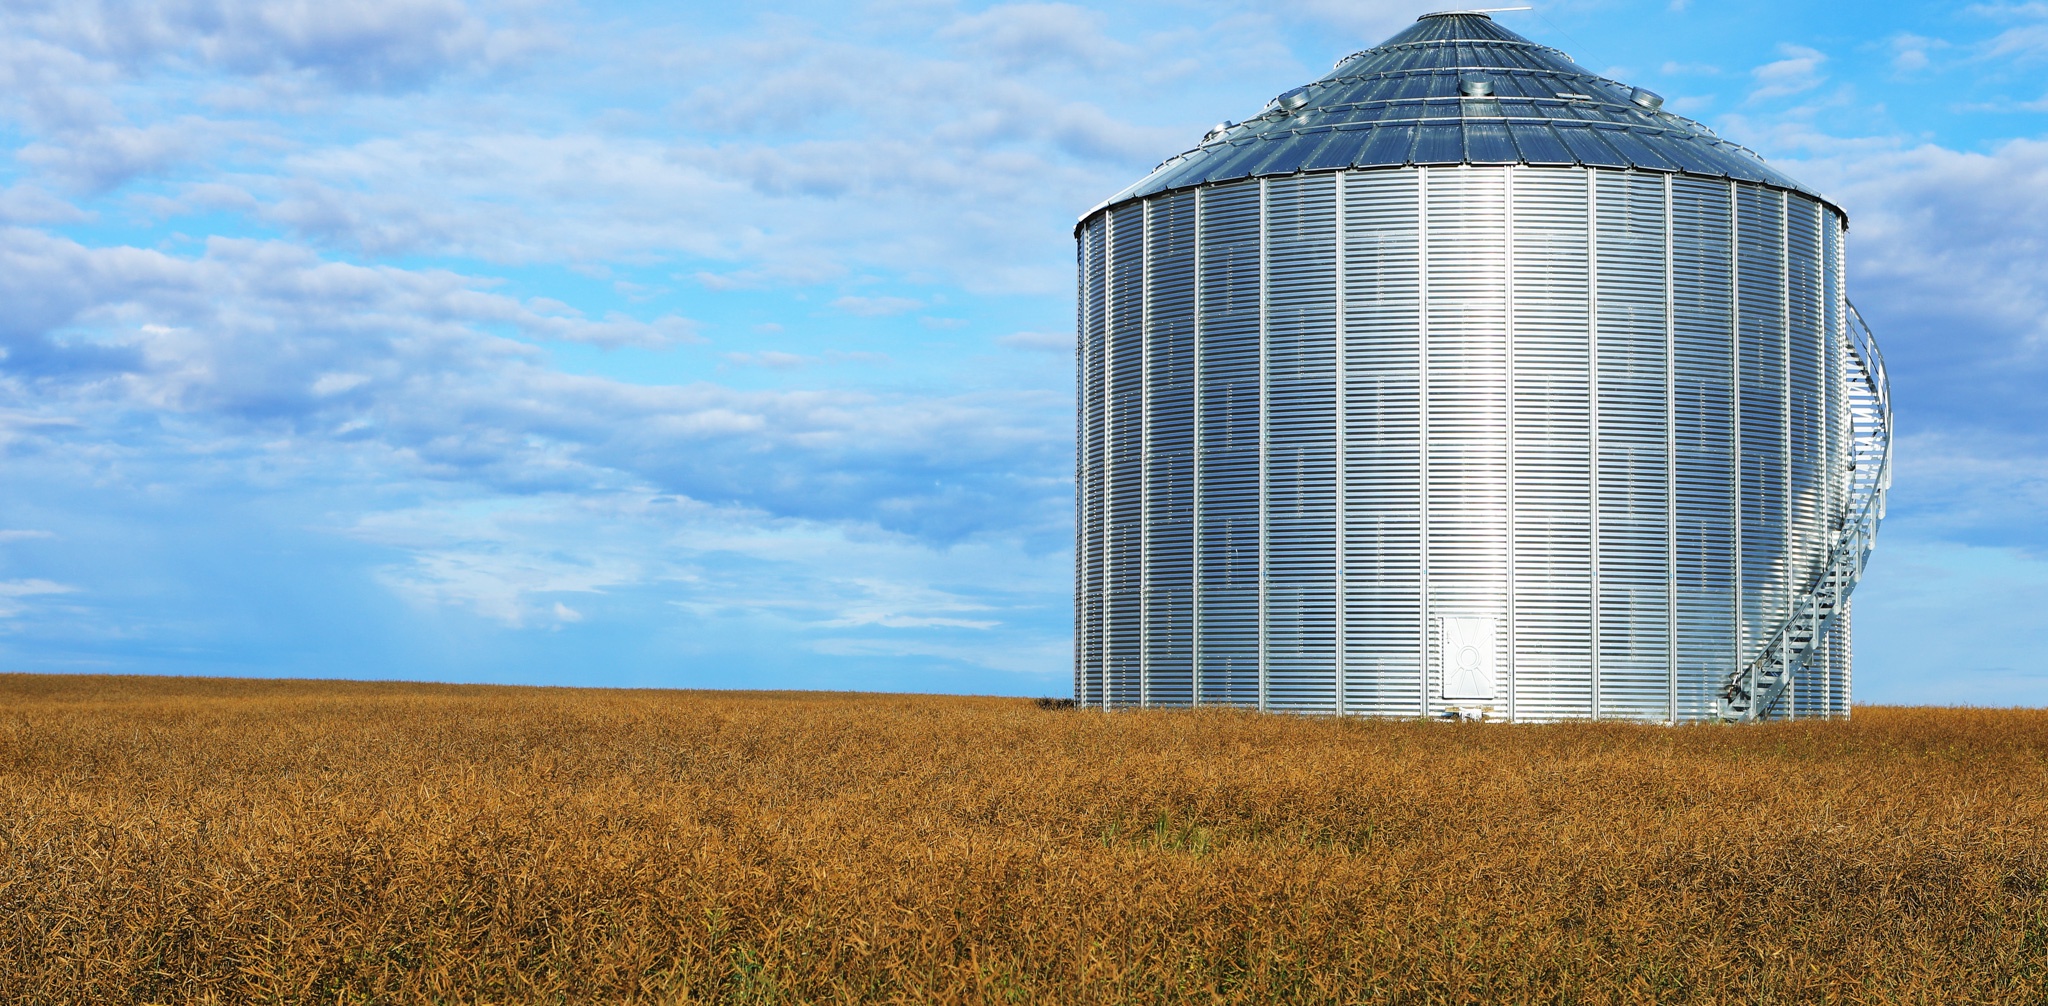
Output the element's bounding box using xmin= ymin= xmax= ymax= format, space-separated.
xmin=1105 ymin=204 xmax=1146 ymax=707
xmin=1340 ymin=170 xmax=1425 ymax=717
xmin=1670 ymin=176 xmax=1737 ymax=722
xmin=1592 ymin=170 xmax=1672 ymax=721
xmin=1195 ymin=184 xmax=1263 ymax=706
xmin=1423 ymin=166 xmax=1511 ymax=713
xmin=1264 ymin=174 xmax=1341 ymax=712
xmin=1142 ymin=191 xmax=1198 ymax=706
xmin=1735 ymin=186 xmax=1790 ymax=675
xmin=1509 ymin=165 xmax=1593 ymax=721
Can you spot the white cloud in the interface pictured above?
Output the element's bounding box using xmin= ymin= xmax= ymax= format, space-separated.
xmin=1796 ymin=137 xmax=2048 ymax=355
xmin=831 ymin=295 xmax=924 ymax=317
xmin=998 ymin=330 xmax=1073 ymax=352
xmin=0 ymin=227 xmax=1071 ymax=542
xmin=340 ymin=490 xmax=1064 ymax=672
xmin=310 ymin=372 xmax=371 ymax=396
xmin=1749 ymin=43 xmax=1828 ymax=103
xmin=724 ymin=350 xmax=815 ymax=369
xmin=2 ymin=0 xmax=540 ymax=90
xmin=0 ymin=578 xmax=76 ymax=617
xmin=938 ymin=3 xmax=1136 ymax=73
xmin=1888 ymin=33 xmax=1948 ymax=73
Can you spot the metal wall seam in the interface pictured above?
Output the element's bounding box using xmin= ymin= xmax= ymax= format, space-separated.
xmin=1418 ymin=166 xmax=1432 ymax=718
xmin=1140 ymin=196 xmax=1153 ymax=709
xmin=1257 ymin=176 xmax=1270 ymax=714
xmin=1504 ymin=165 xmax=1518 ymax=723
xmin=1586 ymin=167 xmax=1601 ymax=720
xmin=1081 ymin=216 xmax=1107 ymax=708
xmin=1779 ymin=188 xmax=1792 ymax=721
xmin=1102 ymin=211 xmax=1116 ymax=709
xmin=1728 ymin=179 xmax=1742 ymax=706
xmin=1664 ymin=171 xmax=1678 ymax=723
xmin=1191 ymin=188 xmax=1205 ymax=708
xmin=1334 ymin=173 xmax=1348 ymax=718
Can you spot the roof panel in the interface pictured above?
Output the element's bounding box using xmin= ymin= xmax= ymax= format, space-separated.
xmin=1554 ymin=124 xmax=1628 ymax=167
xmin=1652 ymin=135 xmax=1726 ymax=177
xmin=1599 ymin=127 xmax=1677 ymax=171
xmin=1302 ymin=127 xmax=1376 ymax=171
xmin=1355 ymin=123 xmax=1418 ymax=167
xmin=1085 ymin=11 xmax=1835 ymax=223
xmin=1505 ymin=121 xmax=1574 ymax=165
xmin=1463 ymin=121 xmax=1518 ymax=164
xmin=1413 ymin=123 xmax=1464 ymax=165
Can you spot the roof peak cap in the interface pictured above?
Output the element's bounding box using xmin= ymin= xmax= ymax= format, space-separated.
xmin=1418 ymin=6 xmax=1531 ymax=18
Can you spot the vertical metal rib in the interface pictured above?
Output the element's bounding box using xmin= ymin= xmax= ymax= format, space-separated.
xmin=1419 ymin=167 xmax=1432 ymax=717
xmin=1334 ymin=174 xmax=1349 ymax=717
xmin=1140 ymin=198 xmax=1153 ymax=708
xmin=1664 ymin=173 xmax=1679 ymax=724
xmin=1257 ymin=178 xmax=1271 ymax=713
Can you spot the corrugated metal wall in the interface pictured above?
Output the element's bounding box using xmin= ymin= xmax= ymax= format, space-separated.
xmin=1075 ymin=164 xmax=1852 ymax=721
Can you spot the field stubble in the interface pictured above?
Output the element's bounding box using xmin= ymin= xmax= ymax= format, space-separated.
xmin=1 ymin=674 xmax=2045 ymax=1003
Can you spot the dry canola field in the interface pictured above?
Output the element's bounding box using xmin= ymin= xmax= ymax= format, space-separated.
xmin=2 ymin=673 xmax=2045 ymax=1004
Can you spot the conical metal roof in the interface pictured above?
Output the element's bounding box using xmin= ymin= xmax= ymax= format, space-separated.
xmin=1087 ymin=11 xmax=1831 ymax=219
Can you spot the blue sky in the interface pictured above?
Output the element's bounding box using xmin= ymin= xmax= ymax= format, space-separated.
xmin=0 ymin=0 xmax=2043 ymax=703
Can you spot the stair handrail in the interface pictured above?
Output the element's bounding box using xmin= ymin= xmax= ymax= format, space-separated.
xmin=1716 ymin=300 xmax=1892 ymax=721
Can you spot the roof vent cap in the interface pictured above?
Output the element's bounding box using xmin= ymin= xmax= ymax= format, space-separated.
xmin=1277 ymin=86 xmax=1312 ymax=111
xmin=1629 ymin=87 xmax=1665 ymax=110
xmin=1460 ymin=76 xmax=1495 ymax=97
xmin=1203 ymin=121 xmax=1235 ymax=142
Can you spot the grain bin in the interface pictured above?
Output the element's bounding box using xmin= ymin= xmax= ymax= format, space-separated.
xmin=1073 ymin=11 xmax=1891 ymax=722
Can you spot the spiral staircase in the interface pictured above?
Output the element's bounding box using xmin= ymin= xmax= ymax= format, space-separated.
xmin=1716 ymin=303 xmax=1893 ymax=722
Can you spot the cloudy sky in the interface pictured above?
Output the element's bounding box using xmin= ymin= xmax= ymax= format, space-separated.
xmin=0 ymin=0 xmax=2042 ymax=703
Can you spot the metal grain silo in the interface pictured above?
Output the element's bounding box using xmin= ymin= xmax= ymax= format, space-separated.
xmin=1073 ymin=11 xmax=1892 ymax=722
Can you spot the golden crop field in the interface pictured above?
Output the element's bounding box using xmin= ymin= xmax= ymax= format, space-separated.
xmin=2 ymin=674 xmax=2044 ymax=1004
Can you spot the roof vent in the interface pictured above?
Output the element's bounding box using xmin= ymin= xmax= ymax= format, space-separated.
xmin=1203 ymin=121 xmax=1235 ymax=142
xmin=1277 ymin=86 xmax=1312 ymax=111
xmin=1460 ymin=77 xmax=1495 ymax=97
xmin=1629 ymin=87 xmax=1665 ymax=111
